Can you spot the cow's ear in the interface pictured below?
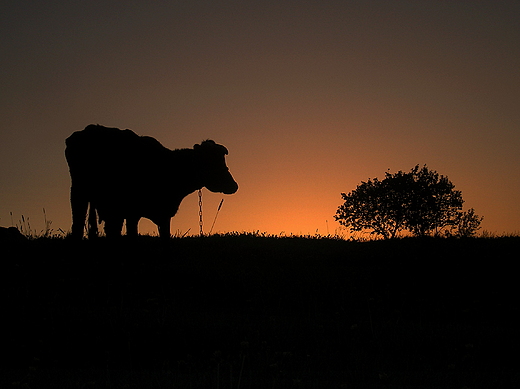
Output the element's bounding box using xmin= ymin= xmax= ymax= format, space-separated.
xmin=193 ymin=143 xmax=201 ymax=150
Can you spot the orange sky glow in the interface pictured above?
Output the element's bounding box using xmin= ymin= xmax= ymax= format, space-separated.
xmin=1 ymin=1 xmax=519 ymax=237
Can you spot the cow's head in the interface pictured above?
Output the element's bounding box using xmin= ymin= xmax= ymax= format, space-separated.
xmin=194 ymin=140 xmax=238 ymax=194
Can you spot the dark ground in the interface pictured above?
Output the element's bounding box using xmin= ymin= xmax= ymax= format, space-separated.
xmin=3 ymin=235 xmax=519 ymax=388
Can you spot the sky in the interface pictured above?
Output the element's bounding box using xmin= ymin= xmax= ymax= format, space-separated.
xmin=1 ymin=0 xmax=519 ymax=237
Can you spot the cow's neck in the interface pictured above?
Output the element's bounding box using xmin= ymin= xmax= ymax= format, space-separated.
xmin=170 ymin=148 xmax=205 ymax=195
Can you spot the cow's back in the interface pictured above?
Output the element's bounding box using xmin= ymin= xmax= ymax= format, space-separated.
xmin=66 ymin=124 xmax=168 ymax=174
xmin=66 ymin=125 xmax=140 ymax=166
xmin=65 ymin=124 xmax=171 ymax=212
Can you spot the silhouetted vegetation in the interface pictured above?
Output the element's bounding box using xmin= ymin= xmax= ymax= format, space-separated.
xmin=335 ymin=165 xmax=483 ymax=239
xmin=4 ymin=234 xmax=518 ymax=388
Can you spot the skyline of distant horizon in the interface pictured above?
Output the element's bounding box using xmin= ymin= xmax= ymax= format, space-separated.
xmin=1 ymin=1 xmax=519 ymax=237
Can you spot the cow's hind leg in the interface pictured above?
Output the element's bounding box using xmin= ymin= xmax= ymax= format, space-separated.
xmin=87 ymin=204 xmax=98 ymax=239
xmin=105 ymin=218 xmax=124 ymax=239
xmin=126 ymin=217 xmax=140 ymax=238
xmin=70 ymin=185 xmax=88 ymax=239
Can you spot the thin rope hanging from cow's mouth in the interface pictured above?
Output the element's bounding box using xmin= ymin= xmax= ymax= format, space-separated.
xmin=198 ymin=189 xmax=203 ymax=236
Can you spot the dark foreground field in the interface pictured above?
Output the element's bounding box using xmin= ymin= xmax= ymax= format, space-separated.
xmin=3 ymin=235 xmax=519 ymax=388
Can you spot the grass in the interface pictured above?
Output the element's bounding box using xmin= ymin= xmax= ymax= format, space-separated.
xmin=7 ymin=210 xmax=66 ymax=239
xmin=3 ymin=234 xmax=519 ymax=388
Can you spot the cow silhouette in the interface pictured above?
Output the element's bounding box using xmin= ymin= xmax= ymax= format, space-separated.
xmin=65 ymin=124 xmax=238 ymax=239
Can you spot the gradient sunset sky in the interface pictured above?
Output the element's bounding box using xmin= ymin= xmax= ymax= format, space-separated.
xmin=1 ymin=0 xmax=519 ymax=237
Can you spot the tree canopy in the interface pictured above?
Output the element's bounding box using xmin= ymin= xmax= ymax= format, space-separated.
xmin=335 ymin=165 xmax=483 ymax=239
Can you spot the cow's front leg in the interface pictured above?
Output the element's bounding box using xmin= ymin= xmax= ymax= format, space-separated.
xmin=156 ymin=218 xmax=171 ymax=239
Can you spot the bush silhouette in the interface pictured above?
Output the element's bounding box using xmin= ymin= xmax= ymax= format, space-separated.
xmin=335 ymin=165 xmax=483 ymax=238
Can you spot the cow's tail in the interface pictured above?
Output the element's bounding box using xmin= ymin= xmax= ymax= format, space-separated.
xmin=87 ymin=203 xmax=99 ymax=239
